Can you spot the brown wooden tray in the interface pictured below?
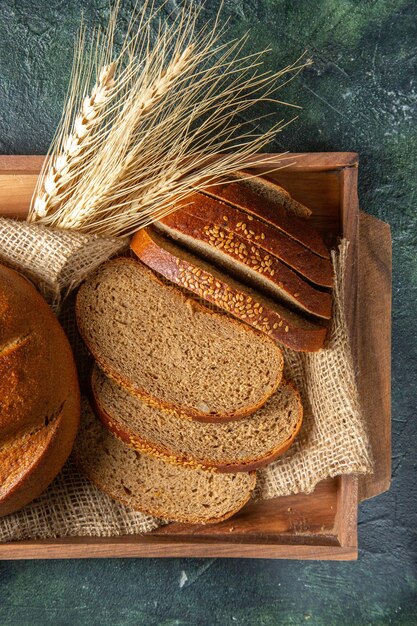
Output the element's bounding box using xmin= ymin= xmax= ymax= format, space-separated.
xmin=0 ymin=153 xmax=391 ymax=560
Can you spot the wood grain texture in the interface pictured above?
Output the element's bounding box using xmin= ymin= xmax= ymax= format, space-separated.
xmin=357 ymin=213 xmax=392 ymax=501
xmin=0 ymin=153 xmax=391 ymax=560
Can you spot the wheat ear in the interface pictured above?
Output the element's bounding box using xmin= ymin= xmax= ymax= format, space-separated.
xmin=33 ymin=63 xmax=116 ymax=219
xmin=57 ymin=44 xmax=195 ymax=230
xmin=29 ymin=2 xmax=309 ymax=235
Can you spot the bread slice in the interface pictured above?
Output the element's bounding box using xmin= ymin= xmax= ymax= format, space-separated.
xmin=130 ymin=228 xmax=328 ymax=352
xmin=170 ymin=192 xmax=333 ymax=288
xmin=76 ymin=257 xmax=284 ymax=421
xmin=198 ymin=171 xmax=330 ymax=259
xmin=156 ymin=209 xmax=332 ymax=320
xmin=75 ymin=399 xmax=256 ymax=524
xmin=92 ymin=365 xmax=303 ymax=472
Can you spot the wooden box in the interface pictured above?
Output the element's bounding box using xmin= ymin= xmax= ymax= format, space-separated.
xmin=0 ymin=153 xmax=391 ymax=560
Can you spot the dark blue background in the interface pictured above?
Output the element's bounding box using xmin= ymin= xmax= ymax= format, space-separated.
xmin=0 ymin=1 xmax=416 ymax=624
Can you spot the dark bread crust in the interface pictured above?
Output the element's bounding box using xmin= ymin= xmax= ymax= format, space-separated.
xmin=0 ymin=264 xmax=80 ymax=517
xmin=92 ymin=373 xmax=303 ymax=473
xmin=170 ymin=191 xmax=333 ymax=288
xmin=157 ymin=208 xmax=332 ymax=320
xmin=130 ymin=229 xmax=328 ymax=352
xmin=0 ymin=264 xmax=79 ymax=439
xmin=76 ymin=257 xmax=284 ymax=422
xmin=198 ymin=170 xmax=330 ymax=259
xmin=0 ymin=392 xmax=80 ymax=517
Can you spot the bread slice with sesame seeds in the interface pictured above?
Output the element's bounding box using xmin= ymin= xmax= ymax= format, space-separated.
xmin=197 ymin=170 xmax=331 ymax=259
xmin=75 ymin=398 xmax=256 ymax=524
xmin=76 ymin=257 xmax=284 ymax=421
xmin=168 ymin=191 xmax=333 ymax=288
xmin=155 ymin=209 xmax=332 ymax=321
xmin=92 ymin=365 xmax=303 ymax=473
xmin=130 ymin=228 xmax=328 ymax=352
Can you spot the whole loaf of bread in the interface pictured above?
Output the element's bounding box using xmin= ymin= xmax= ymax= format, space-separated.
xmin=0 ymin=264 xmax=80 ymax=517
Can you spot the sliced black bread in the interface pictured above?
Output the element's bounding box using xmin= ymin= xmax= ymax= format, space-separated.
xmin=169 ymin=191 xmax=333 ymax=288
xmin=156 ymin=208 xmax=332 ymax=320
xmin=75 ymin=399 xmax=256 ymax=524
xmin=76 ymin=257 xmax=284 ymax=421
xmin=130 ymin=228 xmax=328 ymax=351
xmin=197 ymin=171 xmax=330 ymax=258
xmin=92 ymin=365 xmax=303 ymax=472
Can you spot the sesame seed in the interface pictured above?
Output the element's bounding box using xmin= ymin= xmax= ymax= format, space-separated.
xmin=285 ymin=325 xmax=289 ymax=332
xmin=294 ymin=292 xmax=300 ymax=297
xmin=279 ymin=320 xmax=283 ymax=327
xmin=223 ymin=215 xmax=228 ymax=222
xmin=261 ymin=233 xmax=265 ymax=240
xmin=247 ymin=215 xmax=254 ymax=221
xmin=273 ymin=322 xmax=278 ymax=329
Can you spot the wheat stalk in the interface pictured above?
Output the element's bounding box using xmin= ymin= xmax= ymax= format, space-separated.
xmin=28 ymin=2 xmax=310 ymax=235
xmin=57 ymin=44 xmax=195 ymax=229
xmin=33 ymin=63 xmax=116 ymax=219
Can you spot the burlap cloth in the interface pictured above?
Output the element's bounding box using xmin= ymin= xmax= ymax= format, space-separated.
xmin=0 ymin=218 xmax=372 ymax=541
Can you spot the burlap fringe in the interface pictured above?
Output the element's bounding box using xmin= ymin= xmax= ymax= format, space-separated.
xmin=0 ymin=220 xmax=373 ymax=541
xmin=0 ymin=218 xmax=126 ymax=310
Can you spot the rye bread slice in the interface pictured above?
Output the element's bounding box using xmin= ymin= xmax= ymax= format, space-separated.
xmin=169 ymin=192 xmax=333 ymax=288
xmin=76 ymin=257 xmax=283 ymax=421
xmin=92 ymin=365 xmax=303 ymax=472
xmin=156 ymin=211 xmax=332 ymax=320
xmin=130 ymin=228 xmax=328 ymax=352
xmin=75 ymin=399 xmax=256 ymax=524
xmin=198 ymin=171 xmax=330 ymax=259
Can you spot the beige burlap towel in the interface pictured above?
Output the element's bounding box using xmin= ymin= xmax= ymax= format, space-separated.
xmin=257 ymin=242 xmax=373 ymax=498
xmin=0 ymin=219 xmax=372 ymax=541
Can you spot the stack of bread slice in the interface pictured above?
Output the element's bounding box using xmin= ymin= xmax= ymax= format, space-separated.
xmin=75 ymin=173 xmax=331 ymax=524
xmin=132 ymin=172 xmax=333 ymax=352
xmin=75 ymin=258 xmax=302 ymax=524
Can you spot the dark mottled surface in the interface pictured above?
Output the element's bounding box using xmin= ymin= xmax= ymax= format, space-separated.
xmin=0 ymin=1 xmax=416 ymax=624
